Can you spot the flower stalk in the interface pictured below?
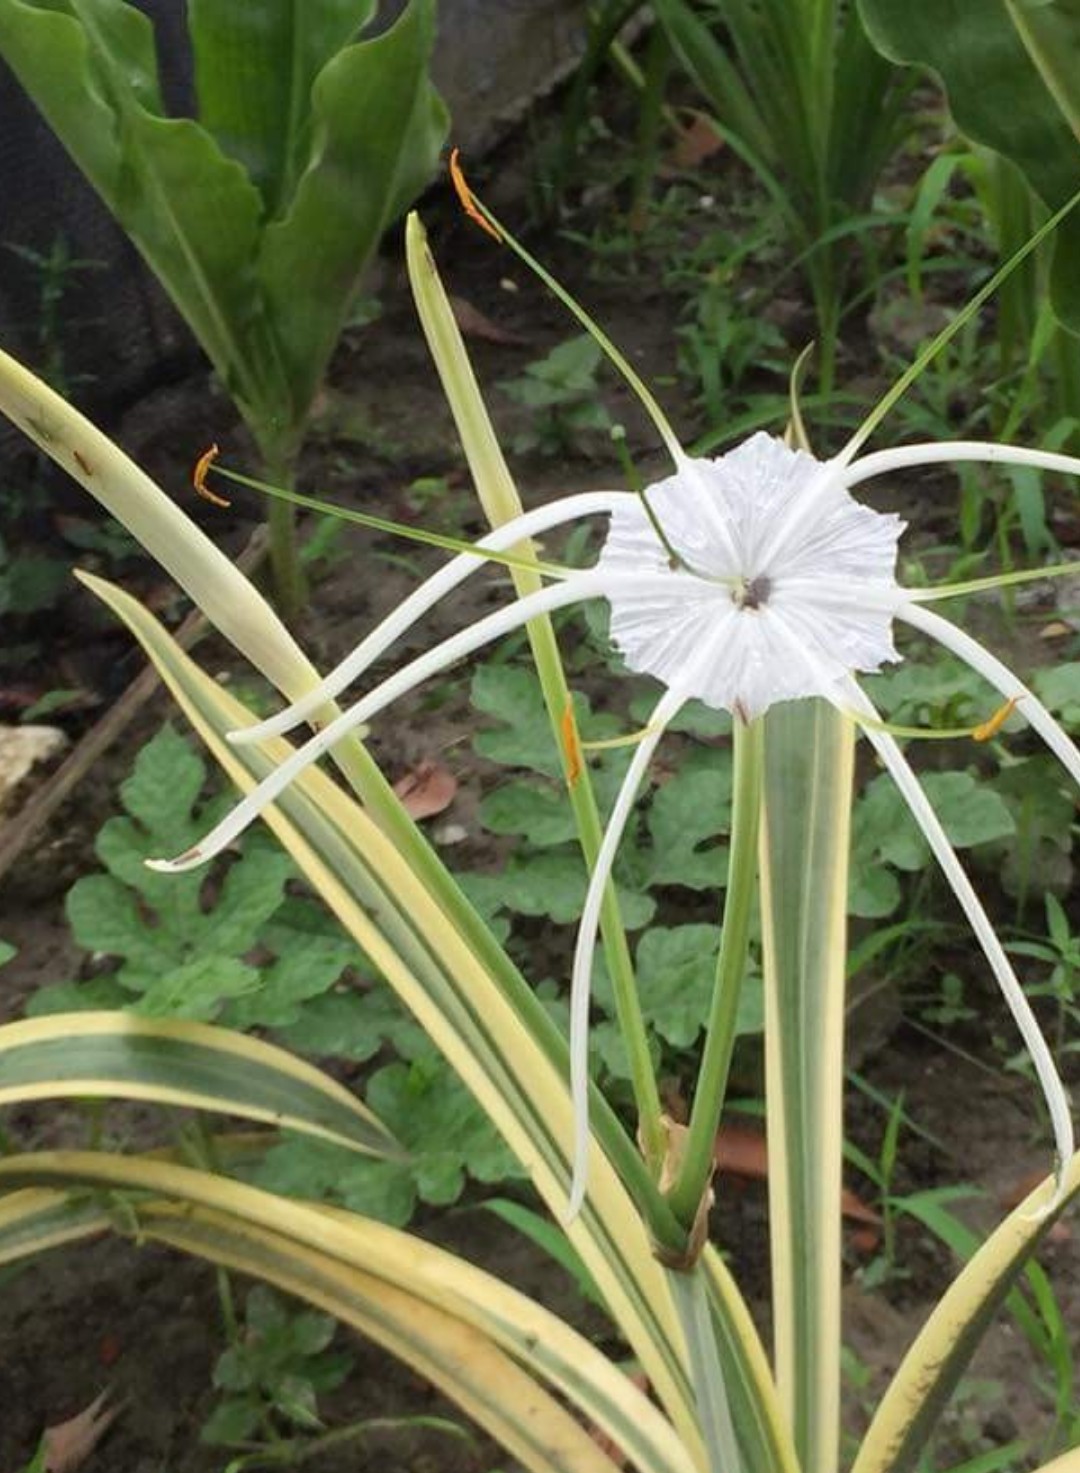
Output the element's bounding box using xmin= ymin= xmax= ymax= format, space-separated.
xmin=667 ymin=716 xmax=764 ymax=1230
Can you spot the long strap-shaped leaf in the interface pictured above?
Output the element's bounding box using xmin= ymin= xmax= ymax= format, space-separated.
xmin=0 ymin=1153 xmax=695 ymax=1473
xmin=759 ymin=699 xmax=855 ymax=1473
xmin=78 ymin=571 xmax=717 ymax=1467
xmin=0 ymin=1013 xmax=397 ymax=1156
xmin=857 ymin=0 xmax=1080 ymax=333
xmin=852 ymin=1151 xmax=1080 ymax=1473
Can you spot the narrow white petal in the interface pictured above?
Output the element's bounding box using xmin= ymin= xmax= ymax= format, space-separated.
xmin=232 ymin=491 xmax=630 ymax=744
xmin=148 ymin=572 xmax=618 ymax=873
xmin=565 ymin=684 xmax=687 ymax=1222
xmin=846 ymin=440 xmax=1080 ymax=492
xmin=899 ymin=602 xmax=1080 ymax=791
xmin=847 ymin=680 xmax=1074 ymax=1194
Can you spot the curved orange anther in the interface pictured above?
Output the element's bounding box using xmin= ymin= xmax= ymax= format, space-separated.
xmin=561 ymin=702 xmax=583 ymax=787
xmin=193 ymin=443 xmax=229 ymax=507
xmin=449 ymin=148 xmax=502 ymax=241
xmin=974 ymin=695 xmax=1020 ymax=742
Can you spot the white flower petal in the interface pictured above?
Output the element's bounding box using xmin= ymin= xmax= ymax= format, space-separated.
xmin=599 ymin=435 xmax=904 ymax=717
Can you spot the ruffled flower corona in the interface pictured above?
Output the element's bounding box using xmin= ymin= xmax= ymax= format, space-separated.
xmin=150 ymin=427 xmax=1080 ymax=1217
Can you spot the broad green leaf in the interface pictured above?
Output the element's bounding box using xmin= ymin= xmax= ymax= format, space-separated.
xmin=257 ymin=0 xmax=446 ymax=421
xmin=760 ymin=700 xmax=854 ymax=1473
xmin=853 ymin=1150 xmax=1080 ymax=1473
xmin=188 ymin=0 xmax=376 ymax=212
xmin=0 ymin=1013 xmax=398 ymax=1156
xmin=0 ymin=1153 xmax=702 ymax=1473
xmin=858 ymin=0 xmax=1080 ymax=332
xmin=80 ymin=571 xmax=713 ymax=1455
xmin=472 ymin=665 xmax=568 ymax=777
xmin=0 ymin=0 xmax=269 ymax=405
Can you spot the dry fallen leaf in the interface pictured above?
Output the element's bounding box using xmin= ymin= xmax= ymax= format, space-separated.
xmin=44 ymin=1390 xmax=121 ymax=1473
xmin=449 ymin=294 xmax=529 ymax=347
xmin=669 ymin=113 xmax=725 ymax=170
xmin=393 ymin=760 xmax=458 ymax=820
xmin=715 ymin=1121 xmax=881 ymax=1231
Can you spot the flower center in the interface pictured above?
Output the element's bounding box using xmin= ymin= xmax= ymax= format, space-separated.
xmin=733 ymin=574 xmax=772 ymax=611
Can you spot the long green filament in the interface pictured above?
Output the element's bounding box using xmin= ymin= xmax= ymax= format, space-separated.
xmin=206 ymin=462 xmax=575 ymax=582
xmin=842 ymin=188 xmax=1080 ymax=463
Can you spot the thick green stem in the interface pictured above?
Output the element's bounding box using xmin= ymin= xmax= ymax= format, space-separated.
xmin=667 ymin=718 xmax=763 ymax=1228
xmin=667 ymin=1266 xmax=743 ymax=1473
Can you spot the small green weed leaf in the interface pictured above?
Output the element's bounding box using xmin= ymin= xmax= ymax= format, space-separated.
xmin=868 ymin=657 xmax=987 ymax=726
xmin=0 ymin=940 xmax=14 ymax=968
xmin=119 ymin=722 xmax=206 ymax=838
xmin=132 ymin=955 xmax=260 ymax=1020
xmin=647 ymin=763 xmax=733 ymax=890
xmin=463 ymin=850 xmax=655 ymax=928
xmin=596 ymin=925 xmax=762 ymax=1050
xmin=65 ymin=874 xmax=155 ymax=968
xmin=255 ymin=1138 xmax=419 ymax=1225
xmin=55 ymin=725 xmax=354 ymax=1024
xmin=629 ymin=692 xmax=731 ymax=740
xmin=223 ymin=904 xmax=362 ymax=1030
xmin=256 ymin=1058 xmax=523 ymax=1223
xmin=275 ymin=986 xmax=426 ymax=1063
xmin=367 ymin=1059 xmax=524 ymax=1201
xmin=201 ymin=1397 xmax=262 ymax=1445
xmin=1033 ymin=662 xmax=1080 ymax=725
xmin=478 ymin=781 xmax=579 ymax=847
xmin=848 ymin=863 xmax=902 ymax=920
xmin=472 ymin=665 xmax=561 ymax=776
xmin=854 ymin=771 xmax=1015 ymax=874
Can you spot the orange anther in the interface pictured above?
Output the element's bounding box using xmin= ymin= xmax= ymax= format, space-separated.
xmin=561 ymin=702 xmax=583 ymax=787
xmin=193 ymin=443 xmax=229 ymax=507
xmin=449 ymin=148 xmax=502 ymax=241
xmin=974 ymin=696 xmax=1020 ymax=742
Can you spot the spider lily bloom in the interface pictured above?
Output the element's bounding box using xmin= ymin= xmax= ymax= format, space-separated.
xmin=149 ymin=428 xmax=1080 ymax=1216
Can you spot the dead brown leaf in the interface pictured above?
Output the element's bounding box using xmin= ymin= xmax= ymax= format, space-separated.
xmin=669 ymin=113 xmax=725 ymax=170
xmin=449 ymin=294 xmax=529 ymax=347
xmin=43 ymin=1390 xmax=121 ymax=1473
xmin=393 ymin=760 xmax=458 ymax=820
xmin=715 ymin=1122 xmax=881 ymax=1230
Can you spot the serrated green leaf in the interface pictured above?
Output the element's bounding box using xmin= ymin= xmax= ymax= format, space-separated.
xmin=119 ymin=722 xmax=207 ymax=837
xmin=647 ymin=764 xmax=733 ymax=890
xmin=254 ymin=1137 xmax=420 ymax=1226
xmin=273 ymin=988 xmax=426 ymax=1064
xmin=478 ymin=781 xmax=579 ymax=847
xmin=854 ymin=770 xmax=1015 ymax=874
xmin=472 ymin=664 xmax=563 ymax=777
xmin=596 ymin=925 xmax=762 ymax=1051
xmin=1033 ymin=661 xmax=1080 ymax=725
xmin=131 ymin=955 xmax=260 ymax=1021
xmin=462 ymin=850 xmax=655 ymax=929
xmin=366 ymin=1059 xmax=525 ymax=1202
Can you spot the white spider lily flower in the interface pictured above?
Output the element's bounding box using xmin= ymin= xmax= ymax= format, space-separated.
xmin=150 ymin=430 xmax=1080 ymax=1217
